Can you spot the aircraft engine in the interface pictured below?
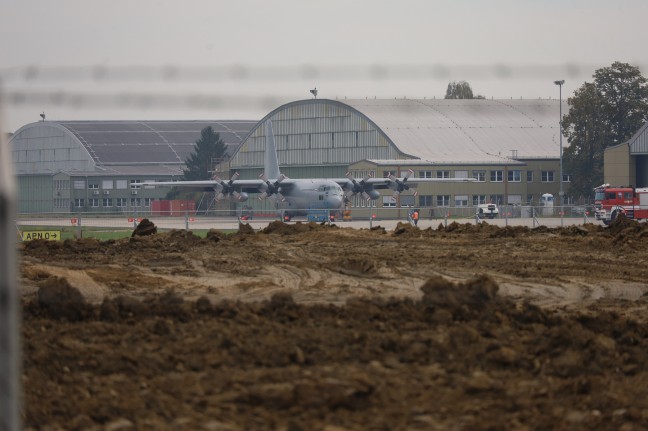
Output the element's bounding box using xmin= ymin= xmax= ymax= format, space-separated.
xmin=230 ymin=192 xmax=248 ymax=202
xmin=344 ymin=172 xmax=377 ymax=200
xmin=387 ymin=169 xmax=418 ymax=198
xmin=213 ymin=172 xmax=245 ymax=202
xmin=258 ymin=173 xmax=286 ymax=202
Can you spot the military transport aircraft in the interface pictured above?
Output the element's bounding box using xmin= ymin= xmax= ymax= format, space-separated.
xmin=143 ymin=121 xmax=474 ymax=219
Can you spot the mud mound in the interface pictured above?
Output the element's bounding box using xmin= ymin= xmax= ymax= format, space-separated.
xmin=131 ymin=218 xmax=157 ymax=237
xmin=33 ymin=276 xmax=92 ymax=321
xmin=421 ymin=274 xmax=500 ymax=321
xmin=488 ymin=225 xmax=532 ymax=238
xmin=205 ymin=228 xmax=226 ymax=242
xmin=237 ymin=222 xmax=256 ymax=235
xmin=607 ymin=212 xmax=639 ymax=235
xmin=136 ymin=229 xmax=202 ymax=249
xmin=607 ymin=214 xmax=648 ymax=245
xmin=393 ymin=221 xmax=419 ymax=236
xmin=20 ymin=274 xmax=648 ymax=430
xmin=63 ymin=237 xmax=102 ymax=253
xmin=261 ymin=220 xmax=335 ymax=235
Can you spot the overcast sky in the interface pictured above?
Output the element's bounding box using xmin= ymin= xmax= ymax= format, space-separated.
xmin=1 ymin=0 xmax=646 ymax=132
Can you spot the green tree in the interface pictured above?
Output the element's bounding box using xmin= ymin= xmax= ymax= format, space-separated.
xmin=562 ymin=62 xmax=648 ymax=198
xmin=165 ymin=126 xmax=226 ymax=200
xmin=182 ymin=126 xmax=227 ymax=181
xmin=561 ymin=83 xmax=609 ymax=198
xmin=445 ymin=81 xmax=484 ymax=99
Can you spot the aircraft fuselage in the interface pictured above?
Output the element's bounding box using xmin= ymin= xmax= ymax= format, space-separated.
xmin=276 ymin=179 xmax=344 ymax=216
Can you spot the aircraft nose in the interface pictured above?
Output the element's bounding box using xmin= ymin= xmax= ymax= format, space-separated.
xmin=331 ymin=195 xmax=344 ymax=208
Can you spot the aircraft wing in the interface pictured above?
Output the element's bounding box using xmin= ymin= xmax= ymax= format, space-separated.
xmin=355 ymin=177 xmax=476 ymax=188
xmin=142 ymin=179 xmax=265 ymax=192
xmin=141 ymin=177 xmax=297 ymax=202
xmin=332 ymin=170 xmax=477 ymax=200
xmin=331 ymin=176 xmax=476 ymax=190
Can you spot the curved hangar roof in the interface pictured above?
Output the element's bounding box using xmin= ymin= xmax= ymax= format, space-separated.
xmin=11 ymin=120 xmax=256 ymax=175
xmin=345 ymin=98 xmax=566 ymax=162
xmin=235 ymin=98 xmax=566 ymax=168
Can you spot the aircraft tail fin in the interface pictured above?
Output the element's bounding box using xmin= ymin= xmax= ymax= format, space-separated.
xmin=264 ymin=120 xmax=281 ymax=180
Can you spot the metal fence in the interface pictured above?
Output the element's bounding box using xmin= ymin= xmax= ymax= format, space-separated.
xmin=14 ymin=204 xmax=600 ymax=239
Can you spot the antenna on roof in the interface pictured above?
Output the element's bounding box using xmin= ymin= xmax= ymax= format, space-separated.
xmin=39 ymin=112 xmax=45 ymax=121
xmin=310 ymin=87 xmax=318 ymax=99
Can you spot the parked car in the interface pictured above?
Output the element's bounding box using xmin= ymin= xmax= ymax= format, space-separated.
xmin=477 ymin=203 xmax=499 ymax=219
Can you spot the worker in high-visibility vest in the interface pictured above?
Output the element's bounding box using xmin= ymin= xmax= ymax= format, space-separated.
xmin=412 ymin=210 xmax=419 ymax=226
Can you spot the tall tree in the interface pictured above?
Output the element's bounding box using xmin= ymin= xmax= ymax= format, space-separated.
xmin=445 ymin=81 xmax=480 ymax=99
xmin=182 ymin=126 xmax=227 ymax=181
xmin=561 ymin=83 xmax=609 ymax=198
xmin=561 ymin=62 xmax=648 ymax=199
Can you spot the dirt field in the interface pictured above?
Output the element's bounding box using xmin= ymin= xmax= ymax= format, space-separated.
xmin=18 ymin=216 xmax=648 ymax=430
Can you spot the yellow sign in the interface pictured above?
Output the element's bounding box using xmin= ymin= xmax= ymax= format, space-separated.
xmin=21 ymin=230 xmax=61 ymax=241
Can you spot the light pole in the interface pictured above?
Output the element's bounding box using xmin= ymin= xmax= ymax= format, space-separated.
xmin=554 ymin=80 xmax=565 ymax=205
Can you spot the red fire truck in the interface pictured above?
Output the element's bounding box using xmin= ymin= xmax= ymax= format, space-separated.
xmin=594 ymin=184 xmax=648 ymax=225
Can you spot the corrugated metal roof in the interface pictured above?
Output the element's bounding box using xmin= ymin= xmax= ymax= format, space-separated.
xmin=628 ymin=121 xmax=648 ymax=154
xmin=342 ymin=99 xmax=567 ymax=163
xmin=60 ymin=164 xmax=185 ymax=176
xmin=56 ymin=120 xmax=257 ymax=165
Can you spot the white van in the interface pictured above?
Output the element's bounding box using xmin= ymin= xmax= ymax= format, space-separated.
xmin=477 ymin=203 xmax=499 ymax=219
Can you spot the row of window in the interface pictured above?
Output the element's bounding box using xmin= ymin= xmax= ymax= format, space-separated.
xmin=72 ymin=180 xmax=152 ymax=190
xmin=379 ymin=194 xmax=548 ymax=208
xmin=73 ymin=198 xmax=153 ymax=208
xmin=410 ymin=170 xmax=569 ymax=183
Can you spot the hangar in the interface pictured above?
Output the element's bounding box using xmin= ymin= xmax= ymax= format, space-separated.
xmin=222 ymin=98 xmax=569 ymax=214
xmin=603 ymin=121 xmax=648 ymax=188
xmin=9 ymin=120 xmax=256 ymax=213
xmin=10 ymin=98 xmax=569 ymax=215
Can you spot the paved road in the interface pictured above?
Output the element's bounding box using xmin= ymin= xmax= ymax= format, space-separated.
xmin=17 ymin=215 xmax=604 ymax=232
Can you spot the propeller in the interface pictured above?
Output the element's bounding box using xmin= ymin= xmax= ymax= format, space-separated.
xmin=213 ymin=172 xmax=246 ymax=202
xmin=388 ymin=169 xmax=418 ymax=198
xmin=258 ymin=173 xmax=286 ymax=202
xmin=344 ymin=171 xmax=376 ymax=201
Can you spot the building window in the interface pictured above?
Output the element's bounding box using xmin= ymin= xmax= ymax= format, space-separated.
xmin=436 ymin=195 xmax=450 ymax=206
xmin=88 ymin=183 xmax=99 ymax=189
xmin=419 ymin=195 xmax=433 ymax=207
xmin=490 ymin=170 xmax=503 ymax=182
xmin=527 ymin=171 xmax=533 ymax=182
xmin=419 ymin=171 xmax=432 ymax=179
xmin=74 ymin=198 xmax=84 ymax=208
xmin=472 ymin=195 xmax=486 ymax=205
xmin=472 ymin=171 xmax=486 ymax=182
xmin=436 ymin=170 xmax=450 ymax=179
xmin=455 ymin=170 xmax=468 ymax=179
xmin=490 ymin=195 xmax=504 ymax=205
xmin=73 ymin=180 xmax=85 ymax=189
xmin=130 ymin=198 xmax=141 ymax=207
xmin=102 ymin=198 xmax=113 ymax=207
xmin=89 ymin=198 xmax=99 ymax=208
xmin=116 ymin=198 xmax=127 ymax=208
xmin=130 ymin=180 xmax=142 ymax=189
xmin=562 ymin=173 xmax=571 ymax=182
xmin=54 ymin=180 xmax=69 ymax=190
xmin=401 ymin=195 xmax=415 ymax=207
xmin=527 ymin=195 xmax=533 ymax=204
xmin=507 ymin=170 xmax=521 ymax=182
xmin=454 ymin=195 xmax=468 ymax=206
xmin=102 ymin=180 xmax=113 ymax=189
xmin=541 ymin=171 xmax=555 ymax=182
xmin=382 ymin=196 xmax=396 ymax=208
xmin=116 ymin=180 xmax=128 ymax=189
xmin=382 ymin=171 xmax=392 ymax=179
xmin=508 ymin=195 xmax=522 ymax=205
xmin=144 ymin=198 xmax=152 ymax=207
